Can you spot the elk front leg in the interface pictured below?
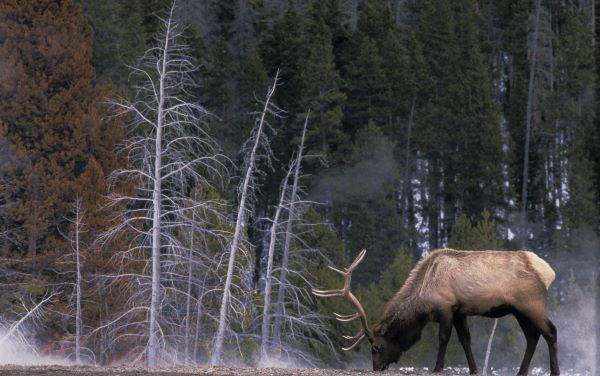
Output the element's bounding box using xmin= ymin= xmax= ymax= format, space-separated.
xmin=454 ymin=314 xmax=478 ymax=374
xmin=433 ymin=311 xmax=453 ymax=373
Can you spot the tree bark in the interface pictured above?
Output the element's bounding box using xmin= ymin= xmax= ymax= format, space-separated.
xmin=74 ymin=198 xmax=83 ymax=365
xmin=259 ymin=165 xmax=291 ymax=364
xmin=350 ymin=0 xmax=359 ymax=30
xmin=520 ymin=0 xmax=541 ymax=246
xmin=271 ymin=113 xmax=309 ymax=349
xmin=184 ymin=211 xmax=195 ymax=364
xmin=211 ymin=71 xmax=279 ymax=366
xmin=483 ymin=318 xmax=499 ymax=374
xmin=147 ymin=6 xmax=173 ymax=366
xmin=401 ymin=97 xmax=416 ymax=232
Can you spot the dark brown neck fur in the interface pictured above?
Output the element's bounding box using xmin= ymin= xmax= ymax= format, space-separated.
xmin=374 ymin=252 xmax=439 ymax=351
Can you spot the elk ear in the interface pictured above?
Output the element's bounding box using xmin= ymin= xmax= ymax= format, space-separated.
xmin=374 ymin=323 xmax=389 ymax=337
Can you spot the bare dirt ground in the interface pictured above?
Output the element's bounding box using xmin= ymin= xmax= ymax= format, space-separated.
xmin=0 ymin=365 xmax=455 ymax=376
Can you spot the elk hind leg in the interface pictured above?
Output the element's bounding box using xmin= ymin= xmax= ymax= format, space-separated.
xmin=515 ymin=313 xmax=540 ymax=376
xmin=518 ymin=309 xmax=560 ymax=376
xmin=433 ymin=310 xmax=453 ymax=373
xmin=454 ymin=314 xmax=478 ymax=374
xmin=543 ymin=320 xmax=559 ymax=375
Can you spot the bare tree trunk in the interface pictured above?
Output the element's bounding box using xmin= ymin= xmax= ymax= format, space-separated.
xmin=194 ymin=232 xmax=210 ymax=363
xmin=271 ymin=113 xmax=309 ymax=348
xmin=350 ymin=0 xmax=358 ymax=30
xmin=592 ymin=0 xmax=596 ymax=47
xmin=483 ymin=318 xmax=499 ymax=374
xmin=193 ymin=282 xmax=204 ymax=362
xmin=99 ymin=299 xmax=107 ymax=365
xmin=211 ymin=71 xmax=280 ymax=366
xmin=193 ymin=290 xmax=202 ymax=362
xmin=27 ymin=176 xmax=40 ymax=271
xmin=259 ymin=165 xmax=292 ymax=364
xmin=401 ymin=97 xmax=416 ymax=232
xmin=147 ymin=7 xmax=175 ymax=366
xmin=74 ymin=197 xmax=83 ymax=365
xmin=520 ymin=0 xmax=541 ymax=246
xmin=184 ymin=211 xmax=195 ymax=364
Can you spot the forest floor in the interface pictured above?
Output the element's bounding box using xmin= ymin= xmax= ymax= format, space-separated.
xmin=0 ymin=365 xmax=466 ymax=376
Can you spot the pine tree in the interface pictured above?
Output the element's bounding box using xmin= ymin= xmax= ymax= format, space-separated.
xmin=0 ymin=0 xmax=125 ymax=358
xmin=201 ymin=36 xmax=243 ymax=157
xmin=260 ymin=5 xmax=305 ymax=113
xmin=260 ymin=2 xmax=348 ymax=204
xmin=297 ymin=2 xmax=347 ymax=160
xmin=342 ymin=33 xmax=387 ymax=137
xmin=140 ymin=0 xmax=172 ymax=42
xmin=327 ymin=125 xmax=402 ymax=286
xmin=0 ymin=0 xmax=124 ymax=272
xmin=550 ymin=5 xmax=598 ymax=253
xmin=80 ymin=0 xmax=147 ymax=88
xmin=416 ymin=0 xmax=504 ymax=243
xmin=205 ymin=37 xmax=240 ymax=113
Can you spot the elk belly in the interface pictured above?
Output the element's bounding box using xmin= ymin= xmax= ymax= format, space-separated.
xmin=455 ymin=294 xmax=514 ymax=317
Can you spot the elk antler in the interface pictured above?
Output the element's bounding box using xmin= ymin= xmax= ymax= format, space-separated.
xmin=312 ymin=249 xmax=374 ymax=350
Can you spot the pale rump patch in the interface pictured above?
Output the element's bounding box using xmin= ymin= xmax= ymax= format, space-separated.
xmin=524 ymin=251 xmax=556 ymax=289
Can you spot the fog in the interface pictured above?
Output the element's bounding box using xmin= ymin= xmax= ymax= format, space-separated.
xmin=0 ymin=328 xmax=70 ymax=366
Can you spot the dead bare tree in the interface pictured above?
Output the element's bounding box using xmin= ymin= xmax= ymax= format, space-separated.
xmin=271 ymin=112 xmax=309 ymax=347
xmin=483 ymin=317 xmax=498 ymax=375
xmin=210 ymin=70 xmax=281 ymax=366
xmin=57 ymin=196 xmax=86 ymax=364
xmin=183 ymin=210 xmax=196 ymax=363
xmin=259 ymin=161 xmax=292 ymax=364
xmin=101 ymin=3 xmax=226 ymax=366
xmin=250 ymin=114 xmax=338 ymax=365
xmin=0 ymin=291 xmax=58 ymax=347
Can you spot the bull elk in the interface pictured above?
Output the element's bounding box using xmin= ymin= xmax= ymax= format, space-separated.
xmin=313 ymin=249 xmax=559 ymax=375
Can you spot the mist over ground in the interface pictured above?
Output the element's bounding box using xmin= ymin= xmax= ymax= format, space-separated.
xmin=0 ymin=365 xmax=593 ymax=376
xmin=0 ymin=330 xmax=69 ymax=366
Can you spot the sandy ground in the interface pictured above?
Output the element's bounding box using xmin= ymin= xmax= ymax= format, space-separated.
xmin=0 ymin=365 xmax=458 ymax=376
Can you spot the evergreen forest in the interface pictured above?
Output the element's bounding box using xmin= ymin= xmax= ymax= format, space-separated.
xmin=0 ymin=0 xmax=598 ymax=372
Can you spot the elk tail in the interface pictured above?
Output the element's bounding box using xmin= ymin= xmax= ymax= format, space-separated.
xmin=525 ymin=251 xmax=556 ymax=289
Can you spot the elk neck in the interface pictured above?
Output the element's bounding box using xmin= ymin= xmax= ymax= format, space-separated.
xmin=373 ymin=254 xmax=434 ymax=351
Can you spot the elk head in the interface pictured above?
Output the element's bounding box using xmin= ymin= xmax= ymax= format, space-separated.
xmin=312 ymin=249 xmax=401 ymax=371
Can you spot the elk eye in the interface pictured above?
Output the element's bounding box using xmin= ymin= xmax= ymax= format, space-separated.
xmin=372 ymin=345 xmax=381 ymax=353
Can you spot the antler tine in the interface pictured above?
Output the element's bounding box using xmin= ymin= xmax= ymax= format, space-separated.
xmin=327 ymin=265 xmax=346 ymax=275
xmin=334 ymin=312 xmax=361 ymax=322
xmin=343 ymin=330 xmax=365 ymax=340
xmin=347 ymin=249 xmax=367 ymax=272
xmin=311 ymin=288 xmax=344 ymax=297
xmin=341 ymin=333 xmax=367 ymax=351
